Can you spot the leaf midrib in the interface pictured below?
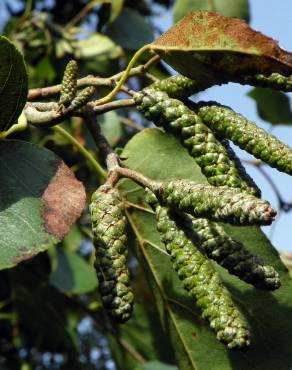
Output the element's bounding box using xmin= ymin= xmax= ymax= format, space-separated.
xmin=126 ymin=209 xmax=198 ymax=370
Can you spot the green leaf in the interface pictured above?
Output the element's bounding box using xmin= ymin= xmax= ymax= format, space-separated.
xmin=74 ymin=33 xmax=122 ymax=75
xmin=74 ymin=33 xmax=122 ymax=59
xmin=0 ymin=140 xmax=86 ymax=270
xmin=120 ymin=128 xmax=292 ymax=370
xmin=100 ymin=111 xmax=123 ymax=146
xmin=106 ymin=8 xmax=154 ymax=50
xmin=108 ymin=301 xmax=174 ymax=370
xmin=62 ymin=224 xmax=84 ymax=253
xmin=173 ymin=0 xmax=250 ymax=23
xmin=140 ymin=361 xmax=178 ymax=370
xmin=0 ymin=36 xmax=28 ymax=131
xmin=110 ymin=0 xmax=124 ymax=22
xmin=49 ymin=246 xmax=98 ymax=294
xmin=248 ymin=87 xmax=292 ymax=124
xmin=150 ymin=11 xmax=292 ymax=80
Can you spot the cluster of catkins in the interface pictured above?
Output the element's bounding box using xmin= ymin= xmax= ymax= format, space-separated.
xmin=89 ymin=71 xmax=292 ymax=349
xmin=58 ymin=60 xmax=95 ymax=111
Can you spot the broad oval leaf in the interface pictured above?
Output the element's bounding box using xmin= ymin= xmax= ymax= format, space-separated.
xmin=120 ymin=128 xmax=292 ymax=370
xmin=0 ymin=140 xmax=86 ymax=270
xmin=0 ymin=36 xmax=28 ymax=131
xmin=150 ymin=11 xmax=292 ymax=80
xmin=173 ymin=0 xmax=250 ymax=23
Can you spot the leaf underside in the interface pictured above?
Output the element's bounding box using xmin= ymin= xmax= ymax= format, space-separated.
xmin=150 ymin=11 xmax=292 ymax=80
xmin=120 ymin=128 xmax=292 ymax=370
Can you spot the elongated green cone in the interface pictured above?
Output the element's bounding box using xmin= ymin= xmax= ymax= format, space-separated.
xmin=150 ymin=73 xmax=292 ymax=102
xmin=90 ymin=185 xmax=134 ymax=323
xmin=155 ymin=205 xmax=250 ymax=349
xmin=196 ymin=103 xmax=292 ymax=176
xmin=134 ymin=89 xmax=260 ymax=196
xmin=70 ymin=86 xmax=95 ymax=110
xmin=150 ymin=74 xmax=227 ymax=99
xmin=239 ymin=73 xmax=292 ymax=92
xmin=151 ymin=180 xmax=276 ymax=226
xmin=59 ymin=60 xmax=78 ymax=107
xmin=182 ymin=215 xmax=280 ymax=290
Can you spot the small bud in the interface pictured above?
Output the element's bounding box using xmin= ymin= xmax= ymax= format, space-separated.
xmin=70 ymin=86 xmax=95 ymax=110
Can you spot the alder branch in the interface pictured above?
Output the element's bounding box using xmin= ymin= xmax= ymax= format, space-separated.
xmin=24 ymin=98 xmax=135 ymax=128
xmin=27 ymin=56 xmax=159 ymax=101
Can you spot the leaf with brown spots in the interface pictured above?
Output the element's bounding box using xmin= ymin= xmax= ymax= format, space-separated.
xmin=0 ymin=140 xmax=86 ymax=270
xmin=150 ymin=11 xmax=292 ymax=80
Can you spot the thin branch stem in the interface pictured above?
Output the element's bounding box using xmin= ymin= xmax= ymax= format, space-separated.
xmin=93 ymin=45 xmax=151 ymax=106
xmin=83 ymin=110 xmax=120 ymax=186
xmin=124 ymin=201 xmax=155 ymax=214
xmin=52 ymin=125 xmax=107 ymax=179
xmin=27 ymin=57 xmax=158 ymax=101
xmin=109 ymin=55 xmax=160 ymax=81
xmin=119 ymin=338 xmax=147 ymax=364
xmin=84 ymin=112 xmax=114 ymax=159
xmin=119 ymin=117 xmax=143 ymax=131
xmin=257 ymin=166 xmax=292 ymax=212
xmin=65 ymin=0 xmax=108 ymax=29
xmin=117 ymin=167 xmax=156 ymax=189
xmin=143 ymin=54 xmax=160 ymax=70
xmin=91 ymin=99 xmax=135 ymax=114
xmin=24 ymin=98 xmax=134 ymax=129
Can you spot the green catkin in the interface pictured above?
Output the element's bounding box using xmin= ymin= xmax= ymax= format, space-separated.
xmin=90 ymin=185 xmax=134 ymax=323
xmin=154 ymin=204 xmax=250 ymax=349
xmin=70 ymin=86 xmax=96 ymax=110
xmin=182 ymin=215 xmax=280 ymax=290
xmin=59 ymin=60 xmax=78 ymax=107
xmin=150 ymin=74 xmax=227 ymax=99
xmin=152 ymin=180 xmax=276 ymax=226
xmin=196 ymin=103 xmax=292 ymax=176
xmin=134 ymin=88 xmax=260 ymax=196
xmin=239 ymin=73 xmax=292 ymax=92
xmin=150 ymin=73 xmax=292 ymax=101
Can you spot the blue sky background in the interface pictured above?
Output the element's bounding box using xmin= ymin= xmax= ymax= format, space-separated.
xmin=0 ymin=1 xmax=291 ymax=251
xmin=154 ymin=1 xmax=292 ymax=252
